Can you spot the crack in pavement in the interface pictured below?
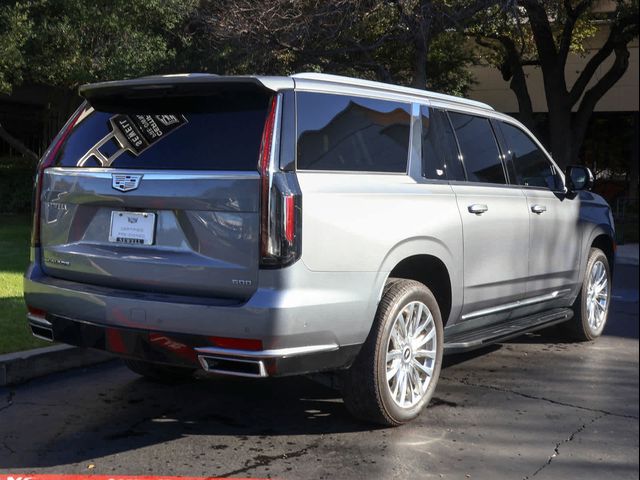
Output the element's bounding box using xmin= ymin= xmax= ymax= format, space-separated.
xmin=1 ymin=440 xmax=16 ymax=455
xmin=0 ymin=391 xmax=15 ymax=413
xmin=524 ymin=413 xmax=607 ymax=479
xmin=216 ymin=442 xmax=320 ymax=477
xmin=441 ymin=375 xmax=639 ymax=419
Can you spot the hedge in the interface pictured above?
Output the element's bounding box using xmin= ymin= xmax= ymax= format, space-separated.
xmin=0 ymin=156 xmax=37 ymax=214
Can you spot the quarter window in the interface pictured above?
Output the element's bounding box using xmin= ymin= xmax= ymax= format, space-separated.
xmin=421 ymin=106 xmax=465 ymax=181
xmin=296 ymin=92 xmax=410 ymax=172
xmin=449 ymin=112 xmax=506 ymax=184
xmin=499 ymin=122 xmax=561 ymax=190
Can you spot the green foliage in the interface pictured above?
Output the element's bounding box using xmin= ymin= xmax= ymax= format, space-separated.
xmin=0 ymin=214 xmax=49 ymax=354
xmin=0 ymin=3 xmax=31 ymax=93
xmin=0 ymin=0 xmax=198 ymax=94
xmin=193 ymin=0 xmax=486 ymax=96
xmin=0 ymin=156 xmax=37 ymax=214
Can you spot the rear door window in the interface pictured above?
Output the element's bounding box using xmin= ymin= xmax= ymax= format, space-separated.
xmin=55 ymin=101 xmax=270 ymax=171
xmin=449 ymin=112 xmax=506 ymax=184
xmin=421 ymin=106 xmax=465 ymax=181
xmin=296 ymin=92 xmax=410 ymax=172
xmin=498 ymin=121 xmax=562 ymax=190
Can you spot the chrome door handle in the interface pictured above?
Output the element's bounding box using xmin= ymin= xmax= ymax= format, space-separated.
xmin=531 ymin=204 xmax=547 ymax=214
xmin=468 ymin=204 xmax=488 ymax=215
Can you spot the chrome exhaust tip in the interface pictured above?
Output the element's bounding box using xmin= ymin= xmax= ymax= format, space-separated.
xmin=198 ymin=355 xmax=267 ymax=378
xmin=29 ymin=323 xmax=54 ymax=342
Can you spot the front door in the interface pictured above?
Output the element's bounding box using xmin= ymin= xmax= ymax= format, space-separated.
xmin=496 ymin=120 xmax=582 ymax=300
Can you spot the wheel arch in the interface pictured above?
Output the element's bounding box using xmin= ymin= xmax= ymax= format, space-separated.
xmin=373 ymin=237 xmax=462 ymax=327
xmin=579 ymin=224 xmax=616 ymax=285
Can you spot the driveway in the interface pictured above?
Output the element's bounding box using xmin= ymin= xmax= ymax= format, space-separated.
xmin=1 ymin=259 xmax=637 ymax=479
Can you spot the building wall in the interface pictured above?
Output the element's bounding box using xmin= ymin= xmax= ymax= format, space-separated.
xmin=468 ymin=30 xmax=639 ymax=113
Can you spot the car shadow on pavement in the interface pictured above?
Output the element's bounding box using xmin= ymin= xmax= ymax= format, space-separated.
xmin=0 ymin=362 xmax=387 ymax=469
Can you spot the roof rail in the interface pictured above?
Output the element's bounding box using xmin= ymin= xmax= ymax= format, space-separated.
xmin=292 ymin=72 xmax=494 ymax=111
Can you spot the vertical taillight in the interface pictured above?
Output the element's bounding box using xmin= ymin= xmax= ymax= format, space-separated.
xmin=258 ymin=95 xmax=302 ymax=268
xmin=259 ymin=96 xmax=278 ymax=259
xmin=31 ymin=104 xmax=85 ymax=248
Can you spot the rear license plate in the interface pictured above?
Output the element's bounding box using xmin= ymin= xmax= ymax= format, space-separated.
xmin=109 ymin=211 xmax=156 ymax=245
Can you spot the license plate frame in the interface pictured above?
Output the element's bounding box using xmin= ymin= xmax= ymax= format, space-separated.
xmin=108 ymin=211 xmax=156 ymax=245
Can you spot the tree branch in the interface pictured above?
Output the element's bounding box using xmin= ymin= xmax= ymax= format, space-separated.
xmin=0 ymin=122 xmax=38 ymax=161
xmin=572 ymin=45 xmax=631 ymax=160
xmin=477 ymin=35 xmax=535 ymax=130
xmin=569 ymin=9 xmax=638 ymax=105
xmin=520 ymin=0 xmax=559 ymax=66
xmin=558 ymin=0 xmax=592 ymax=65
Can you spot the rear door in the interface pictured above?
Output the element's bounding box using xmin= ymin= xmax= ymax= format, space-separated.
xmin=447 ymin=111 xmax=530 ymax=320
xmin=39 ymin=81 xmax=273 ymax=300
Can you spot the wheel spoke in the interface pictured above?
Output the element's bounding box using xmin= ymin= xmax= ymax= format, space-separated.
xmin=398 ymin=369 xmax=408 ymax=405
xmin=414 ymin=348 xmax=436 ymax=359
xmin=387 ymin=349 xmax=402 ymax=361
xmin=412 ymin=303 xmax=423 ymax=337
xmin=413 ymin=326 xmax=435 ymax=349
xmin=412 ymin=359 xmax=433 ymax=377
xmin=409 ymin=366 xmax=422 ymax=400
xmin=406 ymin=304 xmax=416 ymax=336
xmin=596 ymin=278 xmax=608 ymax=294
xmin=412 ymin=312 xmax=432 ymax=338
xmin=387 ymin=360 xmax=401 ymax=382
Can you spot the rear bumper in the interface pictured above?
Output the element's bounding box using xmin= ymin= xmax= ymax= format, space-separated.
xmin=23 ymin=261 xmax=374 ymax=376
xmin=29 ymin=313 xmax=357 ymax=377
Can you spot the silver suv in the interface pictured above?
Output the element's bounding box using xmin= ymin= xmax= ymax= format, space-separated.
xmin=24 ymin=73 xmax=615 ymax=426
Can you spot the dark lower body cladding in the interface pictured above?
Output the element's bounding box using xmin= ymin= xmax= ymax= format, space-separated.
xmin=30 ymin=314 xmax=359 ymax=378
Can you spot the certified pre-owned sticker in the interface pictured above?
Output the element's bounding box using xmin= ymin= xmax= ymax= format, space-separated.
xmin=112 ymin=114 xmax=187 ymax=155
xmin=76 ymin=114 xmax=187 ymax=167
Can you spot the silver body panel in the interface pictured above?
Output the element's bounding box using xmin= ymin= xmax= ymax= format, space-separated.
xmin=24 ymin=73 xmax=615 ymax=375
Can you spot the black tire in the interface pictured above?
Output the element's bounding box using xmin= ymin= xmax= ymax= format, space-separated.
xmin=123 ymin=359 xmax=196 ymax=383
xmin=343 ymin=279 xmax=444 ymax=426
xmin=563 ymin=247 xmax=611 ymax=341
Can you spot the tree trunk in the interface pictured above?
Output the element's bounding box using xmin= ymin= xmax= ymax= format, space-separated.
xmin=547 ymin=108 xmax=574 ymax=169
xmin=629 ymin=112 xmax=639 ymax=202
xmin=411 ymin=39 xmax=428 ymax=89
xmin=0 ymin=122 xmax=39 ymax=161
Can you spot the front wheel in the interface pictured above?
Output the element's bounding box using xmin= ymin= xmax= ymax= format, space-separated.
xmin=343 ymin=279 xmax=444 ymax=426
xmin=565 ymin=247 xmax=612 ymax=341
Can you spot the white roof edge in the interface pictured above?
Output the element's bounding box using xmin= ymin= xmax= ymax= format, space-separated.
xmin=291 ymin=72 xmax=494 ymax=111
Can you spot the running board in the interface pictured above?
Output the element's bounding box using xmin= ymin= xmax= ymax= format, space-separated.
xmin=444 ymin=308 xmax=573 ymax=354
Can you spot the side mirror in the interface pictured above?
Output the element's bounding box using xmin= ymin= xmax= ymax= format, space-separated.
xmin=565 ymin=165 xmax=594 ymax=192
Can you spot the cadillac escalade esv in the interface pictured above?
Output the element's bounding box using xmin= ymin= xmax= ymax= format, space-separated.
xmin=24 ymin=73 xmax=615 ymax=425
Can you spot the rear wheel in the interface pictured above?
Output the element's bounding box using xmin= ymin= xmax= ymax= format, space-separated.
xmin=343 ymin=279 xmax=443 ymax=426
xmin=564 ymin=248 xmax=611 ymax=341
xmin=123 ymin=359 xmax=196 ymax=383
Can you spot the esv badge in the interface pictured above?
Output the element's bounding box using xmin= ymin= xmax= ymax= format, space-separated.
xmin=112 ymin=173 xmax=143 ymax=192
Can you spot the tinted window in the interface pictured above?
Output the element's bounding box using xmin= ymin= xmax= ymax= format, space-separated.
xmin=55 ymin=104 xmax=269 ymax=170
xmin=421 ymin=106 xmax=464 ymax=180
xmin=449 ymin=112 xmax=506 ymax=184
xmin=499 ymin=122 xmax=561 ymax=190
xmin=297 ymin=93 xmax=410 ymax=172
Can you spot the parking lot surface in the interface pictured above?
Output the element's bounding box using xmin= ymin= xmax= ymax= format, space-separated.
xmin=1 ymin=262 xmax=638 ymax=479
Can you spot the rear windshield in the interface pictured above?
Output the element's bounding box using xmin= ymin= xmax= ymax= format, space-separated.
xmin=55 ymin=101 xmax=269 ymax=170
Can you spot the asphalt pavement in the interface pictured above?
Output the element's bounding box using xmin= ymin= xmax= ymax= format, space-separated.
xmin=0 ymin=260 xmax=637 ymax=479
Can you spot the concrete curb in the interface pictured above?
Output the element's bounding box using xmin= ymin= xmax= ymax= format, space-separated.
xmin=0 ymin=344 xmax=115 ymax=387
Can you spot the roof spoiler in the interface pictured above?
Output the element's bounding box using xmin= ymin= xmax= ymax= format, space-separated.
xmin=79 ymin=74 xmax=292 ymax=113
